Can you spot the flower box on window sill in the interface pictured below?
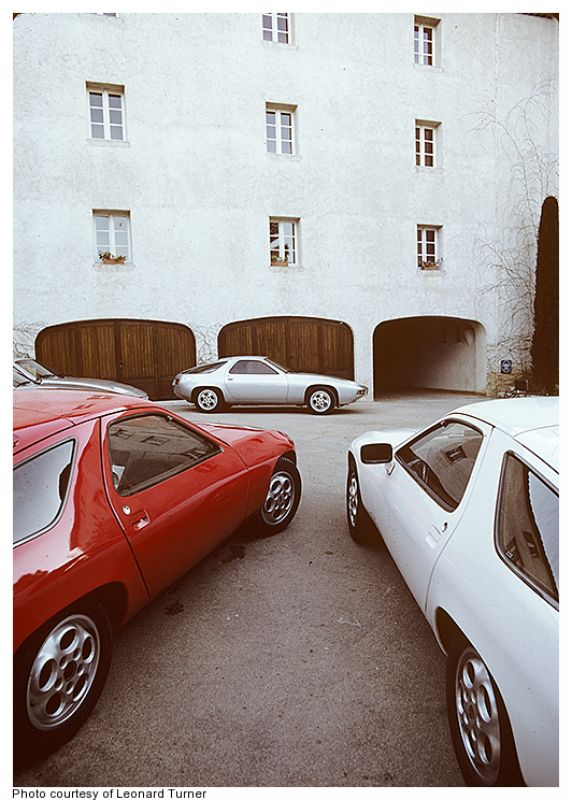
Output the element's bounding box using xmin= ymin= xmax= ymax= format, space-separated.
xmin=99 ymin=252 xmax=126 ymax=265
xmin=418 ymin=260 xmax=442 ymax=271
xmin=271 ymin=259 xmax=289 ymax=267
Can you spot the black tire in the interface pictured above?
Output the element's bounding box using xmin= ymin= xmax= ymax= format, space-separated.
xmin=346 ymin=458 xmax=379 ymax=545
xmin=194 ymin=387 xmax=224 ymax=413
xmin=252 ymin=457 xmax=302 ymax=535
xmin=306 ymin=387 xmax=335 ymax=415
xmin=14 ymin=602 xmax=113 ymax=763
xmin=446 ymin=637 xmax=524 ymax=786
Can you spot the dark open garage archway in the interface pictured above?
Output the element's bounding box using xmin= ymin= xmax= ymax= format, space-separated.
xmin=373 ymin=316 xmax=486 ymax=397
xmin=218 ymin=316 xmax=355 ymax=380
xmin=35 ymin=318 xmax=196 ymax=400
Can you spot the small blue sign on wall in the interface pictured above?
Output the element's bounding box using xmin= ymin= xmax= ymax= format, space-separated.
xmin=500 ymin=359 xmax=513 ymax=374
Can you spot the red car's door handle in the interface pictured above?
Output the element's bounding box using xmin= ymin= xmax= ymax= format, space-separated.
xmin=131 ymin=511 xmax=150 ymax=530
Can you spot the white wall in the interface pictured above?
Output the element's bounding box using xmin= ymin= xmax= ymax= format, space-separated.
xmin=13 ymin=12 xmax=559 ymax=391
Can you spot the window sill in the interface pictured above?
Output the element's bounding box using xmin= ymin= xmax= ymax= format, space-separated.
xmin=94 ymin=261 xmax=135 ymax=272
xmin=413 ymin=62 xmax=444 ymax=73
xmin=417 ymin=266 xmax=443 ymax=274
xmin=261 ymin=40 xmax=299 ymax=51
xmin=269 ymin=264 xmax=303 ymax=272
xmin=266 ymin=152 xmax=302 ymax=161
xmin=87 ymin=138 xmax=130 ymax=147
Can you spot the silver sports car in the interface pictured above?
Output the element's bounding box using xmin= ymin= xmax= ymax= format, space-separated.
xmin=172 ymin=356 xmax=368 ymax=414
xmin=14 ymin=358 xmax=148 ymax=399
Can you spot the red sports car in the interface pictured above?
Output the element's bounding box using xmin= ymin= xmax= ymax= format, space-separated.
xmin=13 ymin=389 xmax=301 ymax=758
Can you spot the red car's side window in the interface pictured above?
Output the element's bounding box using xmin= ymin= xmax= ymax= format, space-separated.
xmin=107 ymin=414 xmax=221 ymax=497
xmin=13 ymin=439 xmax=75 ymax=545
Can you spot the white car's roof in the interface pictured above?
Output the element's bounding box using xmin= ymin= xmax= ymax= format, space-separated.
xmin=455 ymin=397 xmax=559 ymax=471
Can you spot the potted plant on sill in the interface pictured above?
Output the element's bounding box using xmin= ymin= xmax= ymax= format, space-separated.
xmin=99 ymin=251 xmax=126 ymax=265
xmin=271 ymin=253 xmax=289 ymax=267
xmin=418 ymin=259 xmax=442 ymax=271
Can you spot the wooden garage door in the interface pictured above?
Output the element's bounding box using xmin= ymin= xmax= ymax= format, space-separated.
xmin=218 ymin=316 xmax=354 ymax=380
xmin=35 ymin=319 xmax=196 ymax=400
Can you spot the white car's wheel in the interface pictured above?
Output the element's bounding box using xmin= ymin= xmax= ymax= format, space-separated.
xmin=307 ymin=387 xmax=335 ymax=415
xmin=195 ymin=387 xmax=223 ymax=413
xmin=14 ymin=603 xmax=113 ymax=763
xmin=346 ymin=459 xmax=378 ymax=545
xmin=446 ymin=640 xmax=524 ymax=786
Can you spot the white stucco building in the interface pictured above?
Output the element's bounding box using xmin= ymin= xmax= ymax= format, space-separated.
xmin=13 ymin=12 xmax=558 ymax=399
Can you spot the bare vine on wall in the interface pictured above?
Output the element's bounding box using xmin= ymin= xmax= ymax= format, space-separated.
xmin=193 ymin=324 xmax=221 ymax=364
xmin=13 ymin=323 xmax=43 ymax=359
xmin=468 ymin=82 xmax=558 ymax=391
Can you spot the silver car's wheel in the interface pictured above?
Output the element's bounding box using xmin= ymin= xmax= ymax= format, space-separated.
xmin=27 ymin=614 xmax=101 ymax=731
xmin=14 ymin=603 xmax=113 ymax=762
xmin=195 ymin=388 xmax=222 ymax=413
xmin=307 ymin=388 xmax=334 ymax=415
xmin=446 ymin=641 xmax=524 ymax=786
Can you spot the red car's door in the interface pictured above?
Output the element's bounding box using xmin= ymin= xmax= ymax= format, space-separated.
xmin=101 ymin=410 xmax=249 ymax=596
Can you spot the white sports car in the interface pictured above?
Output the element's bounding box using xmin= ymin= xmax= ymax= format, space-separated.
xmin=347 ymin=397 xmax=558 ymax=787
xmin=172 ymin=355 xmax=368 ymax=414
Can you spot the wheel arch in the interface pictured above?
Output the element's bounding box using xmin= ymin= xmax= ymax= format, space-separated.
xmin=434 ymin=607 xmax=466 ymax=654
xmin=304 ymin=384 xmax=339 ymax=406
xmin=190 ymin=385 xmax=230 ymax=404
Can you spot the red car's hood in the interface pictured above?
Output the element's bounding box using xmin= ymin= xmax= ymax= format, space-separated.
xmin=196 ymin=421 xmax=272 ymax=446
xmin=196 ymin=422 xmax=294 ymax=468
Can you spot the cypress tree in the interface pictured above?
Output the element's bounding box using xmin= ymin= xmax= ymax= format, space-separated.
xmin=531 ymin=196 xmax=559 ymax=393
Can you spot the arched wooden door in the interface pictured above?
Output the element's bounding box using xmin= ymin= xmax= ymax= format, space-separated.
xmin=218 ymin=316 xmax=354 ymax=380
xmin=35 ymin=319 xmax=196 ymax=400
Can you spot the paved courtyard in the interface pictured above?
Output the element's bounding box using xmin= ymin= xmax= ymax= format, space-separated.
xmin=15 ymin=392 xmax=484 ymax=788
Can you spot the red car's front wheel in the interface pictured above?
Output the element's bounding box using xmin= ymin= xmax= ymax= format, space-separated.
xmin=14 ymin=602 xmax=113 ymax=763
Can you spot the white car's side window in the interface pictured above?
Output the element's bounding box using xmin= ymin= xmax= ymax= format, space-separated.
xmin=496 ymin=452 xmax=559 ymax=604
xmin=396 ymin=421 xmax=484 ymax=511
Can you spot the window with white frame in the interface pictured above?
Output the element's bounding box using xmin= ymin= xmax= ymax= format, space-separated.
xmin=414 ymin=16 xmax=440 ymax=66
xmin=269 ymin=218 xmax=298 ymax=266
xmin=266 ymin=105 xmax=295 ymax=154
xmin=87 ymin=83 xmax=125 ymax=141
xmin=415 ymin=121 xmax=440 ymax=167
xmin=262 ymin=13 xmax=290 ymax=44
xmin=94 ymin=211 xmax=131 ymax=263
xmin=417 ymin=225 xmax=441 ymax=269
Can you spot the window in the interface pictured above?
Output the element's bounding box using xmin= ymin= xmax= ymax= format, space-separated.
xmin=415 ymin=121 xmax=439 ymax=167
xmin=417 ymin=225 xmax=441 ymax=269
xmin=397 ymin=421 xmax=483 ymax=511
xmin=269 ymin=218 xmax=298 ymax=266
xmin=108 ymin=415 xmax=221 ymax=496
xmin=414 ymin=16 xmax=440 ymax=66
xmin=496 ymin=453 xmax=559 ymax=603
xmin=182 ymin=361 xmax=228 ymax=375
xmin=13 ymin=441 xmax=75 ymax=544
xmin=266 ymin=105 xmax=295 ymax=155
xmin=87 ymin=83 xmax=125 ymax=141
xmin=94 ymin=211 xmax=131 ymax=262
xmin=229 ymin=360 xmax=279 ymax=375
xmin=262 ymin=12 xmax=290 ymax=43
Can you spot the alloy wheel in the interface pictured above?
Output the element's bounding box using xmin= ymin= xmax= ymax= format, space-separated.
xmin=26 ymin=614 xmax=101 ymax=731
xmin=261 ymin=471 xmax=295 ymax=525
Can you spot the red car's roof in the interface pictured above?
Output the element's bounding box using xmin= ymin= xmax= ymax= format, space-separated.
xmin=13 ymin=389 xmax=151 ymax=452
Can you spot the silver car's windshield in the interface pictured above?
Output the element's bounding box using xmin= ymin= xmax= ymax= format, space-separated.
xmin=263 ymin=358 xmax=292 ymax=373
xmin=16 ymin=359 xmax=54 ymax=380
xmin=13 ymin=367 xmax=33 ymax=386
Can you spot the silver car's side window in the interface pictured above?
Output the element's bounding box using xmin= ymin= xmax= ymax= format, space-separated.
xmin=396 ymin=421 xmax=484 ymax=511
xmin=229 ymin=360 xmax=278 ymax=375
xmin=108 ymin=414 xmax=221 ymax=496
xmin=13 ymin=439 xmax=76 ymax=545
xmin=496 ymin=452 xmax=559 ymax=605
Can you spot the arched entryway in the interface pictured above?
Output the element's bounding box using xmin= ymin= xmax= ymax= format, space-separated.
xmin=218 ymin=316 xmax=355 ymax=380
xmin=35 ymin=318 xmax=196 ymax=400
xmin=373 ymin=316 xmax=486 ymax=397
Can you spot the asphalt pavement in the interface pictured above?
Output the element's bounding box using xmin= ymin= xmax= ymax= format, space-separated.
xmin=14 ymin=392 xmax=484 ymax=788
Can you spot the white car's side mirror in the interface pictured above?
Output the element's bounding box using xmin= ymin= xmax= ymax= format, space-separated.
xmin=360 ymin=443 xmax=393 ymax=464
